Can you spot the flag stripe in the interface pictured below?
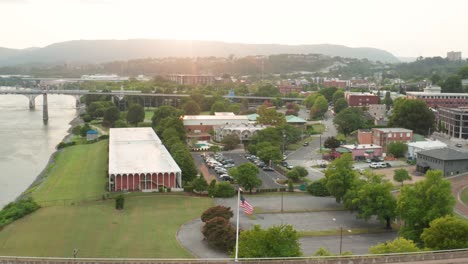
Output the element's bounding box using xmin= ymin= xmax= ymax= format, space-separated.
xmin=240 ymin=200 xmax=254 ymax=215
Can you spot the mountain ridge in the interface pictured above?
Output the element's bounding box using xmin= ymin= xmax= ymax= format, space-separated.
xmin=0 ymin=39 xmax=399 ymax=66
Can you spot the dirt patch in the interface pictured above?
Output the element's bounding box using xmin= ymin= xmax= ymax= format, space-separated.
xmin=372 ymin=165 xmax=426 ymax=186
xmin=198 ymin=163 xmax=218 ymax=183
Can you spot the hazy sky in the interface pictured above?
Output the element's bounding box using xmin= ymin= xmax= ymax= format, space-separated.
xmin=1 ymin=0 xmax=467 ymax=57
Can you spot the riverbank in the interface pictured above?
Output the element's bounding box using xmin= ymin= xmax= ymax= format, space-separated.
xmin=17 ymin=112 xmax=83 ymax=202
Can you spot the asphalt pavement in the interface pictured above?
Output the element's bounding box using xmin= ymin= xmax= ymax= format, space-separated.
xmin=192 ymin=152 xmax=288 ymax=189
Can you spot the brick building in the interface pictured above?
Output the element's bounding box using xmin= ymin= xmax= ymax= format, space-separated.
xmin=323 ymin=80 xmax=348 ymax=89
xmin=345 ymin=92 xmax=380 ymax=107
xmin=182 ymin=112 xmax=249 ymax=140
xmin=167 ymin=74 xmax=215 ymax=85
xmin=372 ymin=128 xmax=413 ymax=152
xmin=438 ymin=107 xmax=468 ymax=139
xmin=406 ymin=85 xmax=468 ymax=108
xmin=357 ymin=129 xmax=373 ymax=144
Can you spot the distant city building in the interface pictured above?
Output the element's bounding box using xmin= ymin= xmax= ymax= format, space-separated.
xmin=438 ymin=107 xmax=468 ymax=139
xmin=407 ymin=140 xmax=447 ymax=159
xmin=372 ymin=128 xmax=413 ymax=152
xmin=447 ymin=51 xmax=462 ymax=61
xmin=182 ymin=112 xmax=249 ymax=140
xmin=416 ymin=147 xmax=468 ymax=176
xmin=81 ymin=74 xmax=129 ymax=81
xmin=367 ymin=104 xmax=388 ymax=126
xmin=323 ymin=79 xmax=348 ymax=89
xmin=167 ymin=74 xmax=215 ymax=85
xmin=406 ymin=85 xmax=468 ymax=108
xmin=213 ymin=123 xmax=266 ymax=142
xmin=345 ymin=92 xmax=380 ymax=107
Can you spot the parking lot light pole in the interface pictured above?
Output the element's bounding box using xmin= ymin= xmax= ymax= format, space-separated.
xmin=333 ymin=218 xmax=351 ymax=255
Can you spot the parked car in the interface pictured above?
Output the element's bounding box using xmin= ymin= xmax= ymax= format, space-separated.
xmin=385 ymin=162 xmax=392 ymax=168
xmin=220 ymin=174 xmax=234 ymax=183
xmin=369 ymin=162 xmax=380 ymax=169
xmin=223 ymin=163 xmax=235 ymax=169
xmin=303 ymin=142 xmax=309 ymax=147
xmin=257 ymin=162 xmax=266 ymax=168
xmin=377 ymin=162 xmax=387 ymax=168
xmin=365 ymin=159 xmax=372 ymax=163
xmin=262 ymin=166 xmax=274 ymax=171
xmin=456 ymin=143 xmax=463 ymax=148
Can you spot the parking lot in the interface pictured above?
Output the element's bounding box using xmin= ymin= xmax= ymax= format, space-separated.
xmin=192 ymin=152 xmax=288 ymax=189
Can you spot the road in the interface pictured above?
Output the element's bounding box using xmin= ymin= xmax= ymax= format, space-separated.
xmin=192 ymin=152 xmax=287 ymax=189
xmin=287 ymin=109 xmax=337 ymax=181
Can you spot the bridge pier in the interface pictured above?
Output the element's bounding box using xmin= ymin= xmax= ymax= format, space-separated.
xmin=25 ymin=94 xmax=38 ymax=109
xmin=72 ymin=95 xmax=81 ymax=108
xmin=42 ymin=93 xmax=48 ymax=123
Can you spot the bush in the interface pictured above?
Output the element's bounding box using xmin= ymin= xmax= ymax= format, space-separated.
xmin=307 ymin=178 xmax=330 ymax=196
xmin=202 ymin=217 xmax=236 ymax=252
xmin=214 ymin=182 xmax=236 ymax=198
xmin=166 ymin=187 xmax=171 ymax=192
xmin=0 ymin=198 xmax=40 ymax=228
xmin=288 ymin=181 xmax=294 ymax=192
xmin=56 ymin=141 xmax=76 ymax=149
xmin=82 ymin=114 xmax=93 ymax=122
xmin=207 ymin=179 xmax=217 ymax=197
xmin=98 ymin=135 xmax=109 ymax=140
xmin=158 ymin=186 xmax=165 ymax=192
xmin=183 ymin=185 xmax=194 ymax=193
xmin=115 ymin=194 xmax=124 ymax=210
xmin=201 ymin=205 xmax=234 ymax=222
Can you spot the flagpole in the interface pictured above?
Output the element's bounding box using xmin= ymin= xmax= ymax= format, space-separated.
xmin=235 ymin=187 xmax=241 ymax=262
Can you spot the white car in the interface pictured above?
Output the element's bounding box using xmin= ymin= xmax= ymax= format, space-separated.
xmin=369 ymin=162 xmax=380 ymax=169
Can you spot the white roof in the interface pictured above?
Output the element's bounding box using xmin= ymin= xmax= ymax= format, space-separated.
xmin=343 ymin=144 xmax=382 ymax=149
xmin=408 ymin=140 xmax=447 ymax=149
xmin=183 ymin=115 xmax=248 ymax=120
xmin=108 ymin=128 xmax=181 ymax=175
xmin=374 ymin=128 xmax=413 ymax=133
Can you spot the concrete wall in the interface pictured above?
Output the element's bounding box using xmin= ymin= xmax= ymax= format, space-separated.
xmin=1 ymin=250 xmax=468 ymax=264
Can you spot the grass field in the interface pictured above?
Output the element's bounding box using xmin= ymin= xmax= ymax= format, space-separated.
xmin=461 ymin=186 xmax=468 ymax=206
xmin=145 ymin=110 xmax=155 ymax=122
xmin=31 ymin=140 xmax=108 ymax=204
xmin=0 ymin=195 xmax=212 ymax=258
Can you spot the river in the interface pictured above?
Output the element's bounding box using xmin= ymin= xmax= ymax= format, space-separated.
xmin=0 ymin=93 xmax=78 ymax=208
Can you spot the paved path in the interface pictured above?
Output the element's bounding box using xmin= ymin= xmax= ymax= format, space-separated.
xmin=449 ymin=174 xmax=468 ymax=218
xmin=177 ymin=195 xmax=394 ymax=258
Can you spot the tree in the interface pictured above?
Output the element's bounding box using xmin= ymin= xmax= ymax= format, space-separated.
xmin=397 ymin=170 xmax=455 ymax=242
xmin=333 ymin=108 xmax=366 ymax=136
xmin=318 ymin=87 xmax=338 ymax=102
xmin=333 ymin=98 xmax=348 ymax=114
xmin=324 ymin=136 xmax=341 ymax=149
xmin=303 ymin=93 xmax=319 ymax=109
xmin=183 ymin=100 xmax=201 ymax=115
xmin=307 ymin=178 xmax=330 ymax=196
xmin=201 ymin=205 xmax=233 ymax=222
xmin=442 ymin=75 xmax=463 ymax=93
xmin=214 ymin=182 xmax=236 ymax=197
xmin=126 ymin=104 xmax=145 ymax=125
xmin=421 ymin=215 xmax=468 ymax=250
xmin=369 ymin=237 xmax=420 ymax=254
xmin=324 ymin=153 xmax=357 ymax=203
xmin=458 ymin=65 xmax=468 ymax=79
xmin=286 ymin=166 xmax=308 ymax=182
xmin=393 ymin=168 xmax=412 ymax=186
xmin=192 ymin=175 xmax=208 ymax=193
xmin=310 ymin=95 xmax=328 ymax=119
xmin=170 ymin=143 xmax=198 ymax=182
xmin=114 ymin=120 xmax=128 ymax=128
xmin=221 ymin=134 xmax=240 ymax=151
xmin=332 ymin=89 xmax=345 ymax=104
xmin=237 ymin=225 xmax=302 ymax=258
xmin=257 ymin=106 xmax=286 ymax=126
xmin=388 ymin=98 xmax=435 ymax=135
xmin=103 ymin=106 xmax=120 ymax=126
xmin=152 ymin=105 xmax=183 ymax=127
xmin=115 ymin=194 xmax=124 ymax=210
xmin=343 ymin=173 xmax=396 ymax=229
xmin=202 ymin=217 xmax=236 ymax=252
xmin=387 ymin=141 xmax=408 ymax=158
xmin=430 ymin=73 xmax=442 ymax=85
xmin=255 ymin=83 xmax=280 ymax=97
xmin=256 ymin=142 xmax=282 ymax=163
xmin=229 ymin=163 xmax=261 ymax=194
xmin=210 ymin=100 xmax=227 ymax=114
xmin=383 ymin=91 xmax=393 ymax=111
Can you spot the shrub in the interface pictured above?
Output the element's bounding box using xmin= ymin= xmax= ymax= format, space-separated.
xmin=0 ymin=198 xmax=40 ymax=228
xmin=202 ymin=217 xmax=236 ymax=252
xmin=115 ymin=194 xmax=124 ymax=210
xmin=201 ymin=205 xmax=234 ymax=222
xmin=56 ymin=141 xmax=76 ymax=149
xmin=214 ymin=182 xmax=236 ymax=198
xmin=166 ymin=187 xmax=171 ymax=192
xmin=158 ymin=186 xmax=165 ymax=192
xmin=98 ymin=135 xmax=109 ymax=140
xmin=207 ymin=179 xmax=217 ymax=197
xmin=307 ymin=178 xmax=330 ymax=196
xmin=82 ymin=114 xmax=92 ymax=122
xmin=288 ymin=181 xmax=294 ymax=192
xmin=183 ymin=185 xmax=194 ymax=193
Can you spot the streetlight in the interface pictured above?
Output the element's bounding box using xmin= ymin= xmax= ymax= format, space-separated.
xmin=332 ymin=218 xmax=351 ymax=255
xmin=282 ymin=131 xmax=286 ymax=155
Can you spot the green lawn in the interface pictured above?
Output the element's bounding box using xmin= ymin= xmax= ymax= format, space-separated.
xmin=312 ymin=123 xmax=325 ymax=134
xmin=31 ymin=140 xmax=108 ymax=205
xmin=461 ymin=186 xmax=468 ymax=206
xmin=0 ymin=195 xmax=213 ymax=258
xmin=145 ymin=110 xmax=154 ymax=122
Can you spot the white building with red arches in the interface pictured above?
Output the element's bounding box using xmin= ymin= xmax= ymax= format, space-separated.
xmin=108 ymin=127 xmax=182 ymax=192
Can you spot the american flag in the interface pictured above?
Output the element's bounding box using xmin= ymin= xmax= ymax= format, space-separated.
xmin=240 ymin=196 xmax=254 ymax=215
